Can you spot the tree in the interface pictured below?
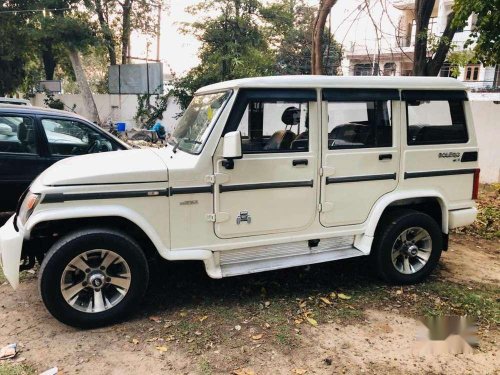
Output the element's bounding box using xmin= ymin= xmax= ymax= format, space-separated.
xmin=412 ymin=0 xmax=462 ymax=76
xmin=261 ymin=0 xmax=342 ymax=75
xmin=311 ymin=0 xmax=337 ymax=75
xmin=84 ymin=0 xmax=165 ymax=65
xmin=0 ymin=14 xmax=29 ymax=95
xmin=453 ymin=0 xmax=499 ymax=65
xmin=172 ymin=0 xmax=274 ymax=109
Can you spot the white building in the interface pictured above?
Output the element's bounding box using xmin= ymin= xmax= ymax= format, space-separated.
xmin=343 ymin=0 xmax=499 ymax=92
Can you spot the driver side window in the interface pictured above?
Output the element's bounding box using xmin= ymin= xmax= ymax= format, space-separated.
xmin=236 ymin=101 xmax=309 ymax=153
xmin=41 ymin=118 xmax=116 ymax=156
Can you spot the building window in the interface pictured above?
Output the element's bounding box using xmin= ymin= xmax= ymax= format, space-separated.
xmin=494 ymin=65 xmax=500 ymax=88
xmin=354 ymin=63 xmax=377 ymax=76
xmin=383 ymin=63 xmax=396 ymax=76
xmin=464 ymin=64 xmax=480 ymax=81
xmin=440 ymin=62 xmax=458 ymax=78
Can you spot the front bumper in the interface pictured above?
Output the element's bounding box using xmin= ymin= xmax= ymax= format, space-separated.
xmin=0 ymin=216 xmax=24 ymax=289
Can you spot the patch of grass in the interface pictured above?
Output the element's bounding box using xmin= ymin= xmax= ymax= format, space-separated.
xmin=416 ymin=281 xmax=500 ymax=325
xmin=0 ymin=363 xmax=36 ymax=375
xmin=198 ymin=359 xmax=213 ymax=375
xmin=455 ymin=183 xmax=500 ymax=239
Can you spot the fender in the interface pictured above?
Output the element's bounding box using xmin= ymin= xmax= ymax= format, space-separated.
xmin=364 ymin=189 xmax=449 ymax=237
xmin=25 ymin=205 xmax=214 ymax=266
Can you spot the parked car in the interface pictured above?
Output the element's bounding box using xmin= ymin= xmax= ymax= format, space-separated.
xmin=0 ymin=76 xmax=479 ymax=328
xmin=0 ymin=105 xmax=129 ymax=211
xmin=0 ymin=97 xmax=32 ymax=106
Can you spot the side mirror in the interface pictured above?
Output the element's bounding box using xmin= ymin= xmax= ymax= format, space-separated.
xmin=222 ymin=131 xmax=242 ymax=169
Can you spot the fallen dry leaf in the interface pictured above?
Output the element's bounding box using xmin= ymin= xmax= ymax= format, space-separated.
xmin=132 ymin=339 xmax=139 ymax=345
xmin=320 ymin=297 xmax=333 ymax=305
xmin=235 ymin=325 xmax=242 ymax=331
xmin=329 ymin=292 xmax=337 ymax=299
xmin=252 ymin=334 xmax=263 ymax=340
xmin=149 ymin=316 xmax=161 ymax=323
xmin=199 ymin=315 xmax=208 ymax=322
xmin=338 ymin=293 xmax=352 ymax=300
xmin=232 ymin=368 xmax=256 ymax=375
xmin=294 ymin=319 xmax=303 ymax=325
xmin=179 ymin=312 xmax=187 ymax=317
xmin=156 ymin=346 xmax=168 ymax=352
xmin=292 ymin=369 xmax=308 ymax=374
xmin=305 ymin=317 xmax=318 ymax=327
xmin=264 ymin=323 xmax=271 ymax=329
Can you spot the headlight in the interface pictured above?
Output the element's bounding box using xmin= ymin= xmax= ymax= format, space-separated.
xmin=18 ymin=192 xmax=41 ymax=225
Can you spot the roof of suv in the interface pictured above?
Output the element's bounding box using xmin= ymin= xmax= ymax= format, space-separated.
xmin=0 ymin=104 xmax=90 ymax=122
xmin=196 ymin=75 xmax=466 ymax=94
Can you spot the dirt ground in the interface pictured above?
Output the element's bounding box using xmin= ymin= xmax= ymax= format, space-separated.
xmin=0 ymin=234 xmax=498 ymax=375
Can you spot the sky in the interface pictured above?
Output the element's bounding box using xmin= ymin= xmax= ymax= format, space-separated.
xmin=131 ymin=0 xmax=402 ymax=75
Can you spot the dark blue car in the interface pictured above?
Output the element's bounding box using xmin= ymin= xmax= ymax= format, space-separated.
xmin=0 ymin=105 xmax=129 ymax=211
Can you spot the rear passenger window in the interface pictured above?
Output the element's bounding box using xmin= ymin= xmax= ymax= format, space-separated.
xmin=0 ymin=116 xmax=37 ymax=154
xmin=327 ymin=101 xmax=392 ymax=149
xmin=406 ymin=99 xmax=468 ymax=145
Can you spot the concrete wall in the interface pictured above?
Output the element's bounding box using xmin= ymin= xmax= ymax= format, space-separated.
xmin=470 ymin=101 xmax=500 ymax=183
xmin=30 ymin=94 xmax=499 ymax=183
xmin=31 ymin=93 xmax=182 ymax=134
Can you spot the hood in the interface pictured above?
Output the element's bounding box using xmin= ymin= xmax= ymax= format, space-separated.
xmin=40 ymin=149 xmax=168 ymax=186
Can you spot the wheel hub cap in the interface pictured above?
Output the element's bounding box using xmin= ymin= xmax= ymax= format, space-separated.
xmin=391 ymin=227 xmax=432 ymax=275
xmin=89 ymin=273 xmax=105 ymax=289
xmin=60 ymin=249 xmax=132 ymax=313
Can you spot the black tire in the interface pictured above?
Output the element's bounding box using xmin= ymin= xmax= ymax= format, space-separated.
xmin=39 ymin=228 xmax=149 ymax=328
xmin=372 ymin=209 xmax=443 ymax=284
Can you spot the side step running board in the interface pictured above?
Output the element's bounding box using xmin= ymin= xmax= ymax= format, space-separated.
xmin=218 ymin=237 xmax=366 ymax=277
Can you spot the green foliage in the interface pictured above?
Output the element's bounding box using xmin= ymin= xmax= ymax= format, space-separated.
xmin=453 ymin=0 xmax=499 ymax=65
xmin=172 ymin=0 xmax=342 ymax=109
xmin=134 ymin=90 xmax=171 ymax=128
xmin=0 ymin=13 xmax=30 ymax=95
xmin=261 ymin=0 xmax=342 ymax=75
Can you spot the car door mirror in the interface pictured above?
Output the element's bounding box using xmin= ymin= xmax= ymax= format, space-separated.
xmin=222 ymin=131 xmax=242 ymax=169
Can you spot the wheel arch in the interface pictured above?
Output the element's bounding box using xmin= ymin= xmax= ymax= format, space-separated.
xmin=25 ymin=206 xmax=167 ymax=259
xmin=365 ymin=191 xmax=448 ymax=238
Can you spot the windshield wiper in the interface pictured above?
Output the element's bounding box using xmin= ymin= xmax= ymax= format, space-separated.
xmin=182 ymin=138 xmax=202 ymax=144
xmin=172 ymin=139 xmax=180 ymax=153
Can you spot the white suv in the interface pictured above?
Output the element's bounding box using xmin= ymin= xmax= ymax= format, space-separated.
xmin=0 ymin=76 xmax=479 ymax=327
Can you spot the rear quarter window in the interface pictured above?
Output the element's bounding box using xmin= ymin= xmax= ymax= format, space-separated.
xmin=406 ymin=99 xmax=468 ymax=145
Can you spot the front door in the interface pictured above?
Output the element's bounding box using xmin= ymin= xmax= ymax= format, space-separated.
xmin=319 ymin=89 xmax=401 ymax=227
xmin=213 ymin=89 xmax=319 ymax=238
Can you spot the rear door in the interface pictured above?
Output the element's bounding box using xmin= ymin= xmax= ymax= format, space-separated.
xmin=0 ymin=113 xmax=45 ymax=210
xmin=213 ymin=89 xmax=319 ymax=238
xmin=400 ymin=90 xmax=478 ymax=204
xmin=319 ymin=89 xmax=401 ymax=227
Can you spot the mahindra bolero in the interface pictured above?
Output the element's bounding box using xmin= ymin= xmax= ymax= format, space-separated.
xmin=0 ymin=76 xmax=479 ymax=327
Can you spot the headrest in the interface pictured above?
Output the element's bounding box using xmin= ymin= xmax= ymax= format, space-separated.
xmin=281 ymin=107 xmax=300 ymax=126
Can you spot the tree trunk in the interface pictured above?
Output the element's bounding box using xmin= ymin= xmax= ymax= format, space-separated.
xmin=412 ymin=0 xmax=435 ymax=76
xmin=68 ymin=49 xmax=100 ymax=123
xmin=121 ymin=0 xmax=133 ymax=64
xmin=42 ymin=41 xmax=57 ymax=80
xmin=312 ymin=0 xmax=337 ymax=75
xmin=413 ymin=0 xmax=460 ymax=76
xmin=426 ymin=12 xmax=459 ymax=75
xmin=94 ymin=0 xmax=117 ymax=65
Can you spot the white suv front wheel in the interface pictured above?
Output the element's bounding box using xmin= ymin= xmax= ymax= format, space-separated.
xmin=372 ymin=209 xmax=443 ymax=284
xmin=39 ymin=228 xmax=149 ymax=328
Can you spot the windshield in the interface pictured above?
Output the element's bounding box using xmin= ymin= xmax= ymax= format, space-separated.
xmin=169 ymin=91 xmax=231 ymax=154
